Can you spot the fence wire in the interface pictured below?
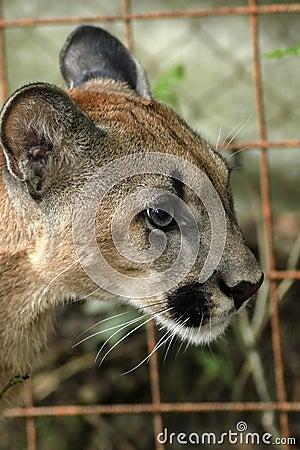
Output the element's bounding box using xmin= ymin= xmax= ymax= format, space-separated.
xmin=1 ymin=1 xmax=300 ymax=450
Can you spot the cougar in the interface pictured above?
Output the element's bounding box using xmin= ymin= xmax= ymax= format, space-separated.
xmin=0 ymin=25 xmax=263 ymax=399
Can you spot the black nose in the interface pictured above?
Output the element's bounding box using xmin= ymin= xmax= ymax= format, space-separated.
xmin=221 ymin=274 xmax=264 ymax=310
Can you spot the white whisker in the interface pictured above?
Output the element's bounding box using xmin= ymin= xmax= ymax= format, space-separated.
xmin=122 ymin=323 xmax=174 ymax=375
xmin=94 ymin=314 xmax=146 ymax=363
xmin=207 ymin=342 xmax=214 ymax=357
xmin=225 ymin=145 xmax=252 ymax=162
xmin=215 ymin=123 xmax=223 ymax=150
xmin=77 ymin=310 xmax=131 ymax=338
xmin=222 ymin=115 xmax=252 ymax=149
xmin=73 ymin=313 xmax=140 ymax=348
xmin=75 ymin=286 xmax=103 ymax=302
xmin=98 ymin=316 xmax=152 ymax=367
xmin=197 ymin=314 xmax=204 ymax=335
xmin=163 ymin=331 xmax=176 ymax=364
xmin=176 ymin=330 xmax=188 ymax=356
xmin=175 ymin=318 xmax=190 ymax=358
xmin=209 ymin=315 xmax=212 ymax=342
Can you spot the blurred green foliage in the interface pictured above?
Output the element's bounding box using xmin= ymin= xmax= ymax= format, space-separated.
xmin=153 ymin=64 xmax=185 ymax=108
xmin=265 ymin=42 xmax=300 ymax=59
xmin=192 ymin=341 xmax=236 ymax=390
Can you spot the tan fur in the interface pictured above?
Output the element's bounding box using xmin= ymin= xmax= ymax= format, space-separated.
xmin=0 ymin=27 xmax=263 ymax=404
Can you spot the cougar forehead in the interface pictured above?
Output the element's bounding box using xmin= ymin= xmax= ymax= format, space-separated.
xmin=70 ymin=81 xmax=229 ymax=192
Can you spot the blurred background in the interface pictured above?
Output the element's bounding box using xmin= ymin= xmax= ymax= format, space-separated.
xmin=1 ymin=0 xmax=299 ymax=449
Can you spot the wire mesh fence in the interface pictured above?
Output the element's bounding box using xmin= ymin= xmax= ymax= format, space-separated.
xmin=1 ymin=1 xmax=300 ymax=449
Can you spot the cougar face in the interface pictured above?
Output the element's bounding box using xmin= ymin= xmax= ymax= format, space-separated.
xmin=0 ymin=26 xmax=263 ymax=393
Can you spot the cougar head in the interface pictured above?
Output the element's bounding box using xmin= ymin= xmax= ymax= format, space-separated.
xmin=0 ymin=26 xmax=263 ymax=348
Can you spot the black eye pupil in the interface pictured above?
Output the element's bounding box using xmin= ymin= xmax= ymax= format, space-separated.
xmin=153 ymin=208 xmax=168 ymax=221
xmin=146 ymin=208 xmax=174 ymax=228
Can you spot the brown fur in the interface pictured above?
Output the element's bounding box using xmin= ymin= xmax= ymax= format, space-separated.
xmin=0 ymin=26 xmax=263 ymax=405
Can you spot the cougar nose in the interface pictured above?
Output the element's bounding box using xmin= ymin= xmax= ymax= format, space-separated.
xmin=221 ymin=274 xmax=264 ymax=310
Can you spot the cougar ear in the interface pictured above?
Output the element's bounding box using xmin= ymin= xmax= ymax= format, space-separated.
xmin=0 ymin=82 xmax=94 ymax=196
xmin=60 ymin=25 xmax=152 ymax=99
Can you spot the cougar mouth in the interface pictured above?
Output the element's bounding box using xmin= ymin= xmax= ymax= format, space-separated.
xmin=166 ymin=282 xmax=233 ymax=330
xmin=167 ymin=283 xmax=212 ymax=328
xmin=149 ymin=276 xmax=262 ymax=345
xmin=165 ymin=277 xmax=263 ymax=330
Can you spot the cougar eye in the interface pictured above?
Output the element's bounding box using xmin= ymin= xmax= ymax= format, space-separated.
xmin=146 ymin=208 xmax=174 ymax=229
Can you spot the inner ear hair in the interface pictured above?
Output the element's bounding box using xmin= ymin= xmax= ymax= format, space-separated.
xmin=0 ymin=82 xmax=91 ymax=195
xmin=28 ymin=145 xmax=52 ymax=193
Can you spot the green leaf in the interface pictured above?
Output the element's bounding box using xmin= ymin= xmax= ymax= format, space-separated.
xmin=153 ymin=64 xmax=185 ymax=108
xmin=0 ymin=375 xmax=29 ymax=399
xmin=264 ymin=42 xmax=300 ymax=59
